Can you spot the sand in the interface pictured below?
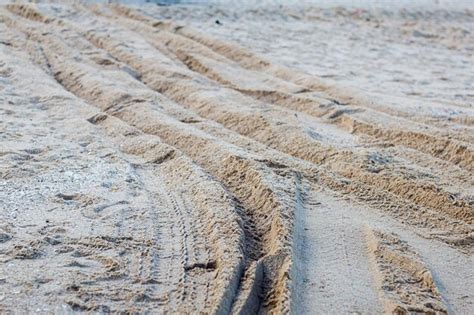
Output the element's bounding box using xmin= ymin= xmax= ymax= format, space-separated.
xmin=0 ymin=1 xmax=472 ymax=313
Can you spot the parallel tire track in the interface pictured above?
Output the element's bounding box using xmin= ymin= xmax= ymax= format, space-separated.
xmin=1 ymin=3 xmax=473 ymax=313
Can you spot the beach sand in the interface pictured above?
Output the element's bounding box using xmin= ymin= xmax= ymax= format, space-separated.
xmin=0 ymin=1 xmax=472 ymax=313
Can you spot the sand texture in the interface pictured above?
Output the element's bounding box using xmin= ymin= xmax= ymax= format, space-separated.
xmin=0 ymin=2 xmax=473 ymax=314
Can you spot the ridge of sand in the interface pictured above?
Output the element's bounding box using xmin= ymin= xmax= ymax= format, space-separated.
xmin=0 ymin=2 xmax=472 ymax=313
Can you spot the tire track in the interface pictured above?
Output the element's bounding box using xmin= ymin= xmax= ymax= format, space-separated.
xmin=0 ymin=35 xmax=245 ymax=313
xmin=114 ymin=6 xmax=474 ymax=124
xmin=152 ymin=7 xmax=474 ymax=124
xmin=0 ymin=41 xmax=181 ymax=312
xmin=2 ymin=7 xmax=298 ymax=312
xmin=2 ymin=4 xmax=473 ymax=313
xmin=150 ymin=21 xmax=474 ymax=172
xmin=54 ymin=7 xmax=472 ymax=224
xmin=81 ymin=113 xmax=246 ymax=313
xmin=365 ymin=228 xmax=448 ymax=314
xmin=293 ymin=183 xmax=383 ymax=314
xmin=77 ymin=10 xmax=473 ymax=224
xmin=5 ymin=4 xmax=471 ymax=248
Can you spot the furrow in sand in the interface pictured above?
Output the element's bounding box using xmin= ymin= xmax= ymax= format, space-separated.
xmin=292 ymin=179 xmax=383 ymax=314
xmin=0 ymin=44 xmax=182 ymax=312
xmin=5 ymin=4 xmax=472 ymax=249
xmin=86 ymin=113 xmax=246 ymax=313
xmin=11 ymin=2 xmax=474 ymax=172
xmin=97 ymin=5 xmax=474 ymax=153
xmin=68 ymin=7 xmax=474 ymax=219
xmin=132 ymin=24 xmax=474 ymax=160
xmin=60 ymin=9 xmax=474 ymax=224
xmin=294 ymin=183 xmax=474 ymax=314
xmin=0 ymin=38 xmax=245 ymax=313
xmin=365 ymin=227 xmax=448 ymax=314
xmin=2 ymin=4 xmax=473 ymax=313
xmin=2 ymin=10 xmax=299 ymax=313
xmin=131 ymin=27 xmax=474 ymax=184
xmin=335 ymin=112 xmax=474 ymax=172
xmin=132 ymin=14 xmax=474 ymax=172
xmin=114 ymin=6 xmax=474 ymax=129
xmin=60 ymin=58 xmax=296 ymax=314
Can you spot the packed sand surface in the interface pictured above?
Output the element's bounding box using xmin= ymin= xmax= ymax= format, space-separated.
xmin=0 ymin=1 xmax=473 ymax=313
